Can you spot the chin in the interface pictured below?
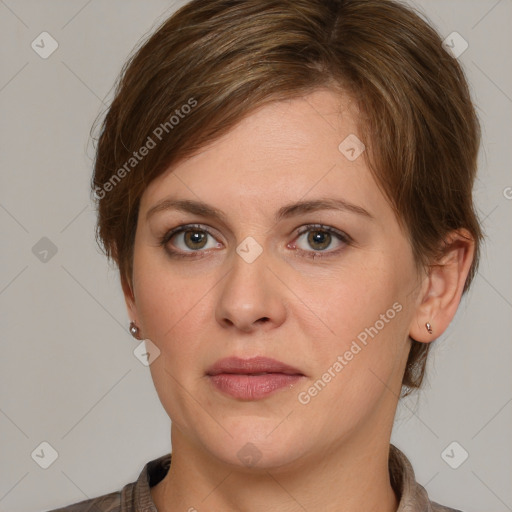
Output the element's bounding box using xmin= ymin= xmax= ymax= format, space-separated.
xmin=198 ymin=421 xmax=311 ymax=471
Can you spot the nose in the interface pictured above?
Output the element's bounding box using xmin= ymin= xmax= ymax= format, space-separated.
xmin=215 ymin=246 xmax=287 ymax=334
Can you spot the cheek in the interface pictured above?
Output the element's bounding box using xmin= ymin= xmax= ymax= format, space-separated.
xmin=132 ymin=246 xmax=198 ymax=341
xmin=296 ymin=300 xmax=409 ymax=433
xmin=298 ymin=256 xmax=406 ymax=346
xmin=132 ymin=260 xmax=209 ymax=423
xmin=294 ymin=258 xmax=412 ymax=401
xmin=131 ymin=248 xmax=216 ymax=379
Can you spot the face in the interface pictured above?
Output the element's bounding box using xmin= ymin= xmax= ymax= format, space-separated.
xmin=126 ymin=89 xmax=424 ymax=471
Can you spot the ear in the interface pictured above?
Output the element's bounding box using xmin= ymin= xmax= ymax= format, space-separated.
xmin=409 ymin=229 xmax=475 ymax=343
xmin=121 ymin=273 xmax=139 ymax=326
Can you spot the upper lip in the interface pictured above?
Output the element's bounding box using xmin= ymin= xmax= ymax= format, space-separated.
xmin=206 ymin=356 xmax=304 ymax=376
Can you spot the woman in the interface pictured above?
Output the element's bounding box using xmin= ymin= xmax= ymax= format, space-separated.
xmin=50 ymin=0 xmax=482 ymax=510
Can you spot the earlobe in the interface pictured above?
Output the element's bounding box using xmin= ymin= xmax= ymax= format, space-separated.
xmin=409 ymin=229 xmax=475 ymax=343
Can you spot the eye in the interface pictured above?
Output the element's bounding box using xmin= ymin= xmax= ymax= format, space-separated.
xmin=290 ymin=224 xmax=351 ymax=257
xmin=160 ymin=224 xmax=222 ymax=257
xmin=160 ymin=223 xmax=351 ymax=260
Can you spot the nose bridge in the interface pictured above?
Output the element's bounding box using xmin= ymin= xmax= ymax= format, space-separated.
xmin=215 ymin=240 xmax=286 ymax=331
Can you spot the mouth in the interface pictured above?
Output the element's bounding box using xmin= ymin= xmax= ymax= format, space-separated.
xmin=206 ymin=356 xmax=305 ymax=400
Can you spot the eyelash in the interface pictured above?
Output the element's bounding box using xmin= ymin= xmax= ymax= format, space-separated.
xmin=159 ymin=223 xmax=352 ymax=260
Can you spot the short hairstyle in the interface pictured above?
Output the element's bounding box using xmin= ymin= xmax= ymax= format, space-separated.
xmin=92 ymin=0 xmax=482 ymax=394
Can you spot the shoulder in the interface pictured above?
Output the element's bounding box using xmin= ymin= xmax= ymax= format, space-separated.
xmin=43 ymin=489 xmax=123 ymax=512
xmin=42 ymin=452 xmax=171 ymax=512
xmin=389 ymin=444 xmax=467 ymax=512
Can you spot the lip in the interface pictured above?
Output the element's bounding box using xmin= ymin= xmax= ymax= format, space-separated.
xmin=206 ymin=356 xmax=305 ymax=400
xmin=206 ymin=356 xmax=303 ymax=376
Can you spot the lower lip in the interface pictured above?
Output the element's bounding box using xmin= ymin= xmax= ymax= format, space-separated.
xmin=208 ymin=373 xmax=304 ymax=400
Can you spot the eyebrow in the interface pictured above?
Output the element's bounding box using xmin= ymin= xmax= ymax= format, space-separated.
xmin=146 ymin=197 xmax=373 ymax=223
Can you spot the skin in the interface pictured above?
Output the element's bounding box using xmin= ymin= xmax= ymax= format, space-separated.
xmin=123 ymin=89 xmax=474 ymax=512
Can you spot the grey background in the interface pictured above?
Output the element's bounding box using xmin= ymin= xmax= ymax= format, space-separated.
xmin=0 ymin=1 xmax=511 ymax=511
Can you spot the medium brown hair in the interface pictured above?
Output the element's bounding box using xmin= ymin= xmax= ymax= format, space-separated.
xmin=92 ymin=0 xmax=482 ymax=394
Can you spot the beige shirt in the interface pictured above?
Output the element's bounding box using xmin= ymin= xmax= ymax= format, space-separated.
xmin=46 ymin=444 xmax=462 ymax=512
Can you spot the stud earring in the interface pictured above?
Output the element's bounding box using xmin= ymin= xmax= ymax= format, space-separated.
xmin=425 ymin=322 xmax=433 ymax=335
xmin=129 ymin=321 xmax=141 ymax=340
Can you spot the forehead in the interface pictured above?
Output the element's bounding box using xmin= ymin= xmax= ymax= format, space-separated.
xmin=139 ymin=89 xmax=382 ymax=218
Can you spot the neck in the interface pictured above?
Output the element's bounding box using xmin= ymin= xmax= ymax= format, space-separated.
xmin=151 ymin=424 xmax=399 ymax=512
